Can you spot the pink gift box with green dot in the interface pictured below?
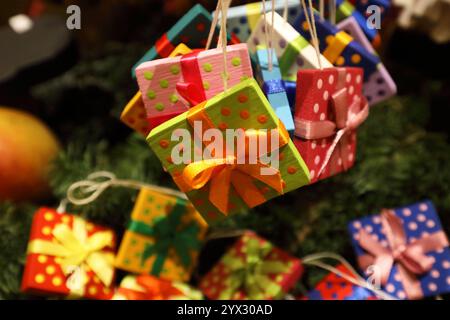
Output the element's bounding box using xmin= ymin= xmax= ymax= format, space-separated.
xmin=135 ymin=44 xmax=253 ymax=125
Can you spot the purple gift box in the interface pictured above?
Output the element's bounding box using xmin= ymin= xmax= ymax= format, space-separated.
xmin=348 ymin=200 xmax=450 ymax=300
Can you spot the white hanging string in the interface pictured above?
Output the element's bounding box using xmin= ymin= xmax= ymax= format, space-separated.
xmin=302 ymin=252 xmax=398 ymax=300
xmin=329 ymin=0 xmax=336 ymax=24
xmin=319 ymin=0 xmax=324 ymax=19
xmin=206 ymin=0 xmax=222 ymax=50
xmin=300 ymin=0 xmax=323 ymax=69
xmin=56 ymin=171 xmax=188 ymax=213
xmin=283 ymin=0 xmax=289 ymax=21
xmin=220 ymin=0 xmax=232 ymax=91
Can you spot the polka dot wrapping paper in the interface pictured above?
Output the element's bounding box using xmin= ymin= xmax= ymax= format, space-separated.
xmin=135 ymin=43 xmax=253 ymax=125
xmin=348 ymin=200 xmax=450 ymax=300
xmin=293 ymin=12 xmax=396 ymax=107
xmin=120 ymin=92 xmax=151 ymax=137
xmin=247 ymin=12 xmax=332 ymax=82
xmin=131 ymin=4 xmax=239 ymax=78
xmin=335 ymin=0 xmax=381 ymax=47
xmin=223 ymin=0 xmax=301 ymax=42
xmin=21 ymin=208 xmax=116 ymax=299
xmin=304 ymin=264 xmax=378 ymax=300
xmin=337 ymin=16 xmax=397 ymax=106
xmin=147 ymin=79 xmax=310 ymax=223
xmin=254 ymin=47 xmax=296 ymax=136
xmin=199 ymin=232 xmax=303 ymax=300
xmin=114 ymin=188 xmax=208 ymax=282
xmin=112 ymin=274 xmax=203 ymax=300
xmin=293 ymin=67 xmax=365 ymax=183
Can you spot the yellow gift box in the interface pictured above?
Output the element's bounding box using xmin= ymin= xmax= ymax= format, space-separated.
xmin=115 ymin=187 xmax=208 ymax=281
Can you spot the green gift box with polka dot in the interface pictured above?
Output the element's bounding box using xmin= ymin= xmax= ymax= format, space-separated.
xmin=136 ymin=44 xmax=253 ymax=126
xmin=147 ymin=79 xmax=310 ymax=223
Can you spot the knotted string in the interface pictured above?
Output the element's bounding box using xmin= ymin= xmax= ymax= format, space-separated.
xmin=302 ymin=252 xmax=397 ymax=300
xmin=57 ymin=171 xmax=187 ymax=213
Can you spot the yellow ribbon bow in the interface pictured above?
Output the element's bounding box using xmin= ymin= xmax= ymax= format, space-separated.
xmin=27 ymin=216 xmax=114 ymax=296
xmin=174 ymin=101 xmax=289 ymax=215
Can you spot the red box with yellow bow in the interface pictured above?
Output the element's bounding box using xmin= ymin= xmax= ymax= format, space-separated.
xmin=293 ymin=67 xmax=368 ymax=183
xmin=147 ymin=79 xmax=310 ymax=223
xmin=21 ymin=208 xmax=116 ymax=299
xmin=199 ymin=232 xmax=303 ymax=300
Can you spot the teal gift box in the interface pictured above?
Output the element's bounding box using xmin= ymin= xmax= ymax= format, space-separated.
xmin=254 ymin=47 xmax=295 ymax=137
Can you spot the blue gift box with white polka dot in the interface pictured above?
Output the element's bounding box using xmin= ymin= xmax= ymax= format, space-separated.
xmin=348 ymin=200 xmax=450 ymax=300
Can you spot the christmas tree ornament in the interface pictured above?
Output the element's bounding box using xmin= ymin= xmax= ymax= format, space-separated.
xmin=247 ymin=11 xmax=332 ymax=81
xmin=348 ymin=200 xmax=450 ymax=299
xmin=21 ymin=208 xmax=116 ymax=299
xmin=131 ymin=4 xmax=239 ymax=78
xmin=112 ymin=274 xmax=203 ymax=300
xmin=121 ymin=44 xmax=194 ymax=135
xmin=335 ymin=0 xmax=381 ymax=47
xmin=293 ymin=11 xmax=396 ymax=106
xmin=199 ymin=232 xmax=303 ymax=299
xmin=0 ymin=107 xmax=61 ymax=202
xmin=115 ymin=187 xmax=208 ymax=282
xmin=135 ymin=43 xmax=253 ymax=126
xmin=336 ymin=16 xmax=397 ymax=106
xmin=147 ymin=79 xmax=310 ymax=223
xmin=304 ymin=264 xmax=378 ymax=300
xmin=224 ymin=0 xmax=301 ymax=42
xmin=254 ymin=47 xmax=296 ymax=136
xmin=293 ymin=67 xmax=368 ymax=183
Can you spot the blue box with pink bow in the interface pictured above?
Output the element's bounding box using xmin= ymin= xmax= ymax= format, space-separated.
xmin=348 ymin=200 xmax=450 ymax=300
xmin=254 ymin=48 xmax=295 ymax=136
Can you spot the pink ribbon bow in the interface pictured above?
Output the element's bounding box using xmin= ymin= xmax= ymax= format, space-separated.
xmin=357 ymin=209 xmax=449 ymax=299
xmin=294 ymin=69 xmax=369 ymax=178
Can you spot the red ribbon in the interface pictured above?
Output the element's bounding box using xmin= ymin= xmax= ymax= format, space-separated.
xmin=294 ymin=69 xmax=369 ymax=178
xmin=356 ymin=209 xmax=449 ymax=299
xmin=155 ymin=33 xmax=176 ymax=58
xmin=176 ymin=51 xmax=207 ymax=107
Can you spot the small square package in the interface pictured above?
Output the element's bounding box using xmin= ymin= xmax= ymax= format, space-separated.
xmin=348 ymin=200 xmax=450 ymax=300
xmin=115 ymin=188 xmax=208 ymax=282
xmin=293 ymin=67 xmax=368 ymax=183
xmin=21 ymin=208 xmax=116 ymax=299
xmin=147 ymin=79 xmax=310 ymax=223
xmin=199 ymin=232 xmax=303 ymax=299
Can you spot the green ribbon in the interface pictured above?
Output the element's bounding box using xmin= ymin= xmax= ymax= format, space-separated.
xmin=128 ymin=198 xmax=201 ymax=276
xmin=219 ymin=237 xmax=289 ymax=300
xmin=279 ymin=36 xmax=310 ymax=79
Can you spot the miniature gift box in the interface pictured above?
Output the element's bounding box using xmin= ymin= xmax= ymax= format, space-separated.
xmin=306 ymin=264 xmax=378 ymax=300
xmin=135 ymin=43 xmax=253 ymax=127
xmin=112 ymin=274 xmax=203 ymax=300
xmin=254 ymin=47 xmax=296 ymax=136
xmin=224 ymin=0 xmax=301 ymax=42
xmin=293 ymin=12 xmax=396 ymax=106
xmin=247 ymin=12 xmax=332 ymax=82
xmin=293 ymin=67 xmax=368 ymax=183
xmin=348 ymin=200 xmax=450 ymax=300
xmin=337 ymin=16 xmax=397 ymax=106
xmin=21 ymin=208 xmax=116 ymax=299
xmin=131 ymin=4 xmax=239 ymax=77
xmin=199 ymin=232 xmax=303 ymax=299
xmin=122 ymin=44 xmax=195 ymax=133
xmin=354 ymin=0 xmax=391 ymax=21
xmin=114 ymin=188 xmax=208 ymax=282
xmin=120 ymin=92 xmax=151 ymax=137
xmin=335 ymin=0 xmax=381 ymax=47
xmin=147 ymin=79 xmax=310 ymax=223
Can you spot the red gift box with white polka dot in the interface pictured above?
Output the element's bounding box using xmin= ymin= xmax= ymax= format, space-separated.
xmin=293 ymin=67 xmax=365 ymax=183
xmin=199 ymin=232 xmax=303 ymax=300
xmin=21 ymin=208 xmax=116 ymax=299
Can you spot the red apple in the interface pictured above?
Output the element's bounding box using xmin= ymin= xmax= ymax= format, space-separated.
xmin=0 ymin=107 xmax=61 ymax=202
